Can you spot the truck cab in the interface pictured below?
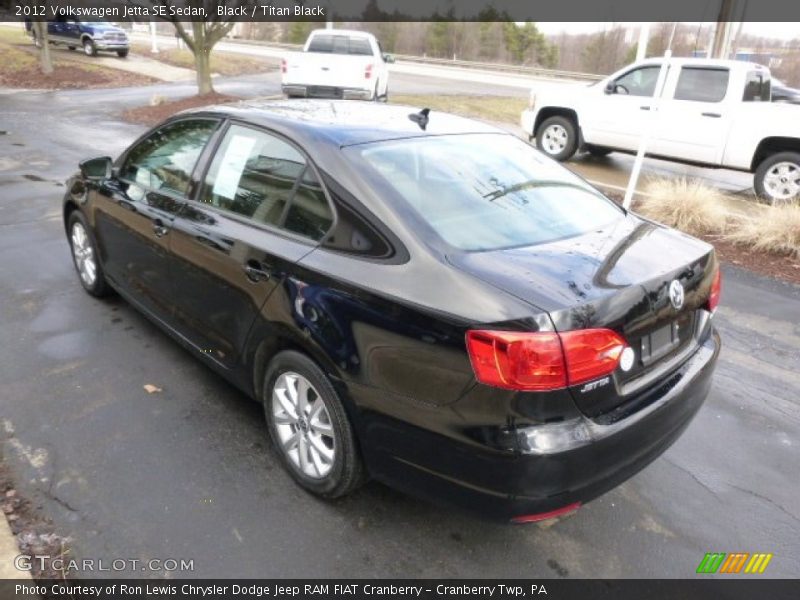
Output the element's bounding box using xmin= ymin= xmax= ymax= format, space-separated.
xmin=521 ymin=58 xmax=800 ymax=204
xmin=28 ymin=16 xmax=129 ymax=58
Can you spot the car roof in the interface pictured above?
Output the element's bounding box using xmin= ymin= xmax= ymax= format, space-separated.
xmin=308 ymin=28 xmax=373 ymax=38
xmin=182 ymin=99 xmax=503 ymax=147
xmin=634 ymin=56 xmax=766 ymax=70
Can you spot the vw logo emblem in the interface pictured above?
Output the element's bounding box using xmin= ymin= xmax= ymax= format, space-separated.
xmin=669 ymin=280 xmax=685 ymax=310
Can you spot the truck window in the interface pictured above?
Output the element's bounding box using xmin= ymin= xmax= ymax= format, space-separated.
xmin=614 ymin=66 xmax=661 ymax=97
xmin=674 ymin=67 xmax=729 ymax=103
xmin=743 ymin=71 xmax=771 ymax=102
xmin=308 ymin=34 xmax=373 ymax=56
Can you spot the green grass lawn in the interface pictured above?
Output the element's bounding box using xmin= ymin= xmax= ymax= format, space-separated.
xmin=390 ymin=94 xmax=526 ymax=125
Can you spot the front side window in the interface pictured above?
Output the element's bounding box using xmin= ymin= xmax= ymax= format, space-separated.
xmin=349 ymin=134 xmax=623 ymax=252
xmin=201 ymin=124 xmax=333 ymax=241
xmin=120 ymin=119 xmax=218 ymax=196
xmin=674 ymin=67 xmax=729 ymax=102
xmin=614 ymin=66 xmax=662 ymax=97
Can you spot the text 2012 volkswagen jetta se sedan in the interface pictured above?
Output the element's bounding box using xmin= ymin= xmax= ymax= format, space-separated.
xmin=63 ymin=100 xmax=721 ymax=522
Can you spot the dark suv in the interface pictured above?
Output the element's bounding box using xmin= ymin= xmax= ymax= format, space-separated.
xmin=27 ymin=17 xmax=129 ymax=57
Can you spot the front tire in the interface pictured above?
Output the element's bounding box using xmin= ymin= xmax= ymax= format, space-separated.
xmin=263 ymin=351 xmax=365 ymax=498
xmin=754 ymin=152 xmax=800 ymax=205
xmin=68 ymin=212 xmax=110 ymax=297
xmin=83 ymin=39 xmax=97 ymax=56
xmin=536 ymin=116 xmax=578 ymax=162
xmin=117 ymin=49 xmax=129 ymax=58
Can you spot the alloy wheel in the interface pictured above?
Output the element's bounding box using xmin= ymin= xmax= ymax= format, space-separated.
xmin=71 ymin=222 xmax=97 ymax=287
xmin=763 ymin=161 xmax=800 ymax=204
xmin=271 ymin=371 xmax=335 ymax=479
xmin=542 ymin=124 xmax=569 ymax=155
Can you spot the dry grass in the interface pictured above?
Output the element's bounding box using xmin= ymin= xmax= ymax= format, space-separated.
xmin=726 ymin=204 xmax=800 ymax=258
xmin=130 ymin=43 xmax=278 ymax=76
xmin=390 ymin=94 xmax=526 ymax=125
xmin=636 ymin=177 xmax=731 ymax=236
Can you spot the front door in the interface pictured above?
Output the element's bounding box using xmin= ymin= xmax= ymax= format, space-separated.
xmin=92 ymin=118 xmax=220 ymax=321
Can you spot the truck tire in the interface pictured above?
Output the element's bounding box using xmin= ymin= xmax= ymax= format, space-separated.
xmin=83 ymin=39 xmax=97 ymax=57
xmin=117 ymin=49 xmax=129 ymax=58
xmin=754 ymin=152 xmax=800 ymax=205
xmin=536 ymin=116 xmax=578 ymax=162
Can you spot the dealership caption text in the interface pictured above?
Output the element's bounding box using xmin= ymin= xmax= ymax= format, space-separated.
xmin=16 ymin=584 xmax=548 ymax=597
xmin=15 ymin=3 xmax=325 ymax=18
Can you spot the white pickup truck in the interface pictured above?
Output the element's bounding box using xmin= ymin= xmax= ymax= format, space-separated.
xmin=281 ymin=29 xmax=392 ymax=102
xmin=521 ymin=58 xmax=800 ymax=204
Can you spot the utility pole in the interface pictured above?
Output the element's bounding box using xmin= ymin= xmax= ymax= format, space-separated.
xmin=711 ymin=0 xmax=736 ymax=58
xmin=636 ymin=23 xmax=651 ymax=61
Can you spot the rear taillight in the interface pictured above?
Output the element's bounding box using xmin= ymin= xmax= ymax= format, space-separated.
xmin=706 ymin=266 xmax=721 ymax=313
xmin=365 ymin=64 xmax=373 ymax=79
xmin=466 ymin=328 xmax=627 ymax=392
xmin=281 ymin=59 xmax=287 ymax=74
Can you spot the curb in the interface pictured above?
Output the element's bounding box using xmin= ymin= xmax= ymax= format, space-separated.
xmin=0 ymin=513 xmax=28 ymax=579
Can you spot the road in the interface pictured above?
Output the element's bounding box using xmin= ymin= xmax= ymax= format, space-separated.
xmin=0 ymin=78 xmax=798 ymax=579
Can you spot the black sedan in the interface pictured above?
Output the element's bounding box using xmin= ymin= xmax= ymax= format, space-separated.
xmin=63 ymin=101 xmax=721 ymax=522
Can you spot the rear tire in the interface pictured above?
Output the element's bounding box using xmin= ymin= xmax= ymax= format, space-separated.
xmin=754 ymin=152 xmax=800 ymax=205
xmin=263 ymin=351 xmax=365 ymax=498
xmin=536 ymin=116 xmax=578 ymax=162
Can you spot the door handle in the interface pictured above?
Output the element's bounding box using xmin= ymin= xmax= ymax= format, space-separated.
xmin=701 ymin=112 xmax=722 ymax=118
xmin=243 ymin=260 xmax=271 ymax=282
xmin=152 ymin=220 xmax=169 ymax=238
xmin=640 ymin=105 xmax=651 ymax=111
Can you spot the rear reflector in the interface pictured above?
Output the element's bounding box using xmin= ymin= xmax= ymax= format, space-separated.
xmin=707 ymin=265 xmax=721 ymax=313
xmin=466 ymin=328 xmax=627 ymax=391
xmin=280 ymin=59 xmax=287 ymax=74
xmin=365 ymin=64 xmax=373 ymax=79
xmin=511 ymin=502 xmax=582 ymax=524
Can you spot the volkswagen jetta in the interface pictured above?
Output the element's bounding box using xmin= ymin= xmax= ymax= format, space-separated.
xmin=63 ymin=101 xmax=721 ymax=521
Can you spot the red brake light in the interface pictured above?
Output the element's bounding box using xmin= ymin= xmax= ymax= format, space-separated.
xmin=281 ymin=59 xmax=287 ymax=74
xmin=560 ymin=329 xmax=626 ymax=386
xmin=707 ymin=266 xmax=721 ymax=313
xmin=466 ymin=328 xmax=627 ymax=391
xmin=365 ymin=64 xmax=373 ymax=79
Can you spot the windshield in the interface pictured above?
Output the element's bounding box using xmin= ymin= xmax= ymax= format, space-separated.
xmin=348 ymin=134 xmax=624 ymax=251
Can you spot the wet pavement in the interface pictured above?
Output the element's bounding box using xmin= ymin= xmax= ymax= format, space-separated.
xmin=0 ymin=77 xmax=799 ymax=578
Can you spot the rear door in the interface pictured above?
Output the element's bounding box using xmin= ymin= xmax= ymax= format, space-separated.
xmin=168 ymin=122 xmax=335 ymax=367
xmin=652 ymin=66 xmax=733 ymax=164
xmin=92 ymin=118 xmax=219 ymax=321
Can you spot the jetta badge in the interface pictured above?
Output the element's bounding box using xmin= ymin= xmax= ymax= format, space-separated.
xmin=669 ymin=280 xmax=685 ymax=310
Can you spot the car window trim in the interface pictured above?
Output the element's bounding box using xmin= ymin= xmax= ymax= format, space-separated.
xmin=115 ymin=116 xmax=223 ymax=202
xmin=188 ymin=118 xmax=339 ymax=245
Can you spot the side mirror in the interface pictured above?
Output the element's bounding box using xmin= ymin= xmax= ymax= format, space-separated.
xmin=383 ymin=53 xmax=395 ymax=64
xmin=604 ymin=82 xmax=615 ymax=94
xmin=79 ymin=156 xmax=113 ymax=181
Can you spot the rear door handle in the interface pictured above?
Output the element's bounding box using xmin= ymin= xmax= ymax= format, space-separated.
xmin=243 ymin=260 xmax=272 ymax=282
xmin=702 ymin=112 xmax=722 ymax=118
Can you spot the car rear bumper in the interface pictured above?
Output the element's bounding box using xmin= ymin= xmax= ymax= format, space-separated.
xmin=282 ymin=84 xmax=372 ymax=100
xmin=364 ymin=328 xmax=720 ymax=521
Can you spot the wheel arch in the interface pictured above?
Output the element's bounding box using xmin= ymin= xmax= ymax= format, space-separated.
xmin=534 ymin=107 xmax=580 ymax=138
xmin=751 ymin=137 xmax=800 ymax=171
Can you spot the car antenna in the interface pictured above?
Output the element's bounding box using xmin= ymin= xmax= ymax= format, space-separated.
xmin=408 ymin=108 xmax=430 ymax=131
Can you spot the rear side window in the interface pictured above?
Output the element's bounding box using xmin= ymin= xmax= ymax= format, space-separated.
xmin=120 ymin=119 xmax=218 ymax=197
xmin=349 ymin=134 xmax=623 ymax=252
xmin=743 ymin=71 xmax=771 ymax=101
xmin=307 ymin=34 xmax=372 ymax=56
xmin=674 ymin=67 xmax=729 ymax=102
xmin=200 ymin=124 xmax=333 ymax=241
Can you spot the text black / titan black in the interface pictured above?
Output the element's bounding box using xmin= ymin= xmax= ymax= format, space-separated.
xmin=63 ymin=100 xmax=720 ymax=521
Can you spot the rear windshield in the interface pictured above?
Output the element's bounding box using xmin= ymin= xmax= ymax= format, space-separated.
xmin=349 ymin=134 xmax=623 ymax=251
xmin=307 ymin=34 xmax=373 ymax=56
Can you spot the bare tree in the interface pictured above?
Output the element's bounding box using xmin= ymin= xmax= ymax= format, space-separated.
xmin=148 ymin=0 xmax=257 ymax=94
xmin=23 ymin=0 xmax=53 ymax=75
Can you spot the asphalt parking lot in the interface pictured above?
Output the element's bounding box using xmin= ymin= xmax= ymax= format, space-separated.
xmin=1 ymin=77 xmax=799 ymax=578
